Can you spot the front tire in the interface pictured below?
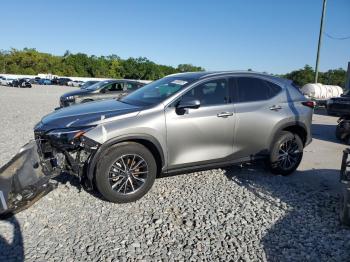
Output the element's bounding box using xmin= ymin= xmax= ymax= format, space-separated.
xmin=268 ymin=131 xmax=303 ymax=176
xmin=95 ymin=142 xmax=157 ymax=203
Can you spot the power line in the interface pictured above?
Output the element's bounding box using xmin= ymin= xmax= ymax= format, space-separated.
xmin=325 ymin=32 xmax=350 ymax=40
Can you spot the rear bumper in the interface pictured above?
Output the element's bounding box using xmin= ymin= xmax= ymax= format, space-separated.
xmin=0 ymin=141 xmax=60 ymax=217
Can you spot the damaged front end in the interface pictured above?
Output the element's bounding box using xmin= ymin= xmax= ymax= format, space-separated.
xmin=0 ymin=126 xmax=100 ymax=217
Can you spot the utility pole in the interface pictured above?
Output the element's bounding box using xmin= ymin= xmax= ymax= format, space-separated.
xmin=346 ymin=62 xmax=350 ymax=91
xmin=315 ymin=0 xmax=327 ymax=83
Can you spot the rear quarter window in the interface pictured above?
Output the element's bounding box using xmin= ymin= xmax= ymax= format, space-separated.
xmin=231 ymin=77 xmax=282 ymax=103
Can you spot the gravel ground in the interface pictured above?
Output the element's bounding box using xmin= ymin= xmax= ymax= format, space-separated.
xmin=1 ymin=85 xmax=350 ymax=261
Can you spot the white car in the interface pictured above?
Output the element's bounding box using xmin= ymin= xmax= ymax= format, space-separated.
xmin=72 ymin=81 xmax=84 ymax=87
xmin=0 ymin=77 xmax=16 ymax=86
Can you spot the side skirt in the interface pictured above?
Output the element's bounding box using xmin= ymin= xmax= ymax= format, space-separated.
xmin=160 ymin=155 xmax=267 ymax=178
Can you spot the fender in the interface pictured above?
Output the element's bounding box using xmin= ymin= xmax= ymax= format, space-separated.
xmin=268 ymin=121 xmax=308 ymax=151
xmin=86 ymin=134 xmax=165 ymax=182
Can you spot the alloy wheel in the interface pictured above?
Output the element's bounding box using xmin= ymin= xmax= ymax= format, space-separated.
xmin=108 ymin=154 xmax=148 ymax=195
xmin=277 ymin=138 xmax=301 ymax=170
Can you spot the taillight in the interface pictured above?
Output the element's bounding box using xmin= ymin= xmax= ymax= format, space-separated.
xmin=302 ymin=101 xmax=316 ymax=109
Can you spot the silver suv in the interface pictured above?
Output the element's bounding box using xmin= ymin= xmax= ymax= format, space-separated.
xmin=0 ymin=72 xmax=314 ymax=213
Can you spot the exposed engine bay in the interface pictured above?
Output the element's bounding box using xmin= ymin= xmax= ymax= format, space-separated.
xmin=0 ymin=128 xmax=100 ymax=217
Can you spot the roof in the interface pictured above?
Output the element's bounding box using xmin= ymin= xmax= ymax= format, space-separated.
xmin=168 ymin=70 xmax=288 ymax=84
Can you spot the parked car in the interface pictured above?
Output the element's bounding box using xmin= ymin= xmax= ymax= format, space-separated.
xmin=59 ymin=77 xmax=72 ymax=85
xmin=0 ymin=71 xmax=315 ymax=216
xmin=80 ymin=80 xmax=99 ymax=89
xmin=0 ymin=77 xmax=16 ymax=86
xmin=51 ymin=77 xmax=71 ymax=85
xmin=12 ymin=78 xmax=32 ymax=88
xmin=59 ymin=79 xmax=145 ymax=107
xmin=38 ymin=79 xmax=52 ymax=85
xmin=327 ymin=91 xmax=350 ymax=116
xmin=29 ymin=78 xmax=39 ymax=84
xmin=72 ymin=80 xmax=84 ymax=87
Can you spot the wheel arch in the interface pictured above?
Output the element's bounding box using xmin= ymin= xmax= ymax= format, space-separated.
xmin=87 ymin=134 xmax=165 ymax=182
xmin=269 ymin=122 xmax=308 ymax=152
xmin=282 ymin=124 xmax=307 ymax=145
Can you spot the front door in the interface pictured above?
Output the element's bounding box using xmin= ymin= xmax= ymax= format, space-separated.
xmin=165 ymin=78 xmax=235 ymax=169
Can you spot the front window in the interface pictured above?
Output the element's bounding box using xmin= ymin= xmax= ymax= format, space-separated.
xmin=102 ymin=82 xmax=122 ymax=92
xmin=121 ymin=77 xmax=194 ymax=106
xmin=85 ymin=81 xmax=111 ymax=91
xmin=181 ymin=79 xmax=229 ymax=106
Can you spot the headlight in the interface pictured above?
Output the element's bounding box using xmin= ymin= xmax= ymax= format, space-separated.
xmin=65 ymin=96 xmax=75 ymax=100
xmin=327 ymin=99 xmax=334 ymax=105
xmin=47 ymin=126 xmax=95 ymax=144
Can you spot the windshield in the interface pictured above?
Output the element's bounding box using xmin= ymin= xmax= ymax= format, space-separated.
xmin=120 ymin=77 xmax=194 ymax=106
xmin=85 ymin=81 xmax=111 ymax=90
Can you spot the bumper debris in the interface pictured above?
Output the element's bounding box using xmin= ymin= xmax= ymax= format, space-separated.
xmin=0 ymin=141 xmax=59 ymax=218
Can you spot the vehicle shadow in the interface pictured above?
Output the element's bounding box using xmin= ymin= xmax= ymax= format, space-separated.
xmin=0 ymin=216 xmax=24 ymax=262
xmin=51 ymin=172 xmax=106 ymax=201
xmin=312 ymin=123 xmax=340 ymax=143
xmin=223 ymin=163 xmax=350 ymax=261
xmin=313 ymin=107 xmax=329 ymax=116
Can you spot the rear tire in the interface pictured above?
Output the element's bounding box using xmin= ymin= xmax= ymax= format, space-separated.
xmin=268 ymin=131 xmax=303 ymax=176
xmin=336 ymin=123 xmax=342 ymax=140
xmin=95 ymin=142 xmax=157 ymax=203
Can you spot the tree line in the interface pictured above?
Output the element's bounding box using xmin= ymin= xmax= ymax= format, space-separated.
xmin=0 ymin=48 xmax=347 ymax=87
xmin=0 ymin=48 xmax=204 ymax=80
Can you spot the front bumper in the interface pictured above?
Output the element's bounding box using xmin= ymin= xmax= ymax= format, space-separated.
xmin=0 ymin=140 xmax=60 ymax=217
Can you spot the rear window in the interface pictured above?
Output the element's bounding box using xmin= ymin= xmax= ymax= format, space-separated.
xmin=230 ymin=77 xmax=282 ymax=103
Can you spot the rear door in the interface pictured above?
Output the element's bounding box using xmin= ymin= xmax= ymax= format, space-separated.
xmin=165 ymin=78 xmax=235 ymax=169
xmin=230 ymin=76 xmax=284 ymax=158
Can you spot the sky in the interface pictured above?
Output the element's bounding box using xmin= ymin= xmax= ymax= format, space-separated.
xmin=1 ymin=0 xmax=349 ymax=74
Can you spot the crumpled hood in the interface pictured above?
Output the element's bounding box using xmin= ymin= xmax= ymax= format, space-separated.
xmin=38 ymin=99 xmax=141 ymax=131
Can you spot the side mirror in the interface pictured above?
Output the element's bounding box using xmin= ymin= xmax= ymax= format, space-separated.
xmin=100 ymin=89 xmax=106 ymax=93
xmin=176 ymin=97 xmax=201 ymax=110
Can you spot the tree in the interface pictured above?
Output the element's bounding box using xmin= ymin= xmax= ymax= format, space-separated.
xmin=0 ymin=48 xmax=346 ymax=87
xmin=283 ymin=65 xmax=315 ymax=87
xmin=177 ymin=64 xmax=204 ymax=73
xmin=283 ymin=65 xmax=347 ymax=88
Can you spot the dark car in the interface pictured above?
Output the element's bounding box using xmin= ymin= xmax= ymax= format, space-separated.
xmin=12 ymin=78 xmax=32 ymax=88
xmin=58 ymin=77 xmax=72 ymax=85
xmin=59 ymin=79 xmax=146 ymax=107
xmin=327 ymin=91 xmax=350 ymax=116
xmin=51 ymin=77 xmax=72 ymax=85
xmin=80 ymin=80 xmax=99 ymax=89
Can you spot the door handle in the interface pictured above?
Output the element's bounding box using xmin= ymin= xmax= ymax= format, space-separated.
xmin=217 ymin=112 xmax=233 ymax=118
xmin=269 ymin=105 xmax=282 ymax=111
